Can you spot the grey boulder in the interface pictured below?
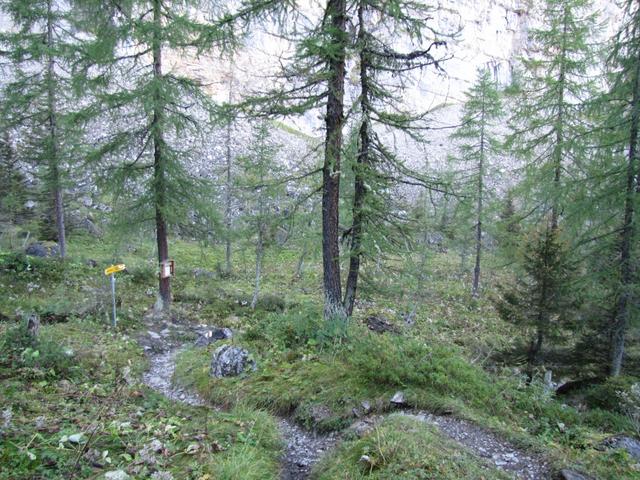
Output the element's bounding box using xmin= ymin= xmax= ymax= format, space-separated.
xmin=25 ymin=242 xmax=59 ymax=257
xmin=210 ymin=345 xmax=256 ymax=378
xmin=600 ymin=435 xmax=640 ymax=460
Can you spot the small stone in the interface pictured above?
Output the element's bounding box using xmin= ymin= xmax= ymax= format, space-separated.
xmin=150 ymin=472 xmax=174 ymax=480
xmin=359 ymin=454 xmax=375 ymax=468
xmin=390 ymin=391 xmax=406 ymax=406
xmin=147 ymin=331 xmax=161 ymax=340
xmin=361 ymin=400 xmax=371 ymax=413
xmin=68 ymin=433 xmax=84 ymax=444
xmin=559 ymin=469 xmax=594 ymax=480
xmin=104 ymin=471 xmax=130 ymax=480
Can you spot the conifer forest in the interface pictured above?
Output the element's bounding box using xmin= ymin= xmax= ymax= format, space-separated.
xmin=1 ymin=1 xmax=640 ymax=479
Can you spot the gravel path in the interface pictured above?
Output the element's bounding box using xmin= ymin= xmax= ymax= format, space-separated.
xmin=138 ymin=324 xmax=551 ymax=480
xmin=398 ymin=411 xmax=551 ymax=479
xmin=138 ymin=325 xmax=340 ymax=480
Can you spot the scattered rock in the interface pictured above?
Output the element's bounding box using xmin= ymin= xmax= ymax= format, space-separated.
xmin=104 ymin=471 xmax=130 ymax=480
xmin=361 ymin=400 xmax=372 ymax=414
xmin=147 ymin=331 xmax=161 ymax=340
xmin=192 ymin=268 xmax=215 ymax=279
xmin=364 ymin=315 xmax=400 ymax=334
xmin=359 ymin=454 xmax=376 ymax=469
xmin=26 ymin=313 xmax=40 ymax=337
xmin=348 ymin=416 xmax=383 ymax=438
xmin=210 ymin=345 xmax=256 ymax=378
xmin=25 ymin=241 xmax=59 ymax=258
xmin=306 ymin=404 xmax=333 ymax=426
xmin=600 ymin=435 xmax=640 ymax=460
xmin=390 ymin=391 xmax=407 ymax=406
xmin=150 ymin=472 xmax=174 ymax=480
xmin=85 ymin=259 xmax=98 ymax=268
xmin=559 ymin=469 xmax=594 ymax=480
xmin=195 ymin=327 xmax=233 ymax=347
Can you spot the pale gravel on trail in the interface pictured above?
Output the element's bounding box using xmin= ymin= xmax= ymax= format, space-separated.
xmin=139 ymin=327 xmax=552 ymax=480
xmin=139 ymin=332 xmax=339 ymax=480
xmin=400 ymin=412 xmax=551 ymax=479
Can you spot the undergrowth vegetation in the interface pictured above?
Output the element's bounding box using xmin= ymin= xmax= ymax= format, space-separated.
xmin=1 ymin=236 xmax=639 ymax=479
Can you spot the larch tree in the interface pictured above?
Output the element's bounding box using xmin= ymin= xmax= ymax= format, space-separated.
xmin=507 ymin=0 xmax=599 ymax=233
xmin=235 ymin=121 xmax=284 ymax=309
xmin=235 ymin=0 xmax=349 ymax=320
xmin=0 ymin=0 xmax=88 ymax=258
xmin=80 ymin=0 xmax=234 ymax=311
xmin=449 ymin=68 xmax=503 ymax=299
xmin=600 ymin=0 xmax=640 ymax=376
xmin=342 ymin=0 xmax=450 ymax=316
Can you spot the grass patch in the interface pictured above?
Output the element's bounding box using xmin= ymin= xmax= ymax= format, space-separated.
xmin=313 ymin=414 xmax=510 ymax=479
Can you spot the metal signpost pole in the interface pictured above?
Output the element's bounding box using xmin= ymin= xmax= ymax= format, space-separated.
xmin=110 ymin=273 xmax=117 ymax=327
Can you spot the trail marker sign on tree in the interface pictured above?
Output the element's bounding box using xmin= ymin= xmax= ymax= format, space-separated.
xmin=104 ymin=264 xmax=126 ymax=327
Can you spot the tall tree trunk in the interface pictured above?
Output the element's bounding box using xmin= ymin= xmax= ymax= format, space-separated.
xmin=225 ymin=57 xmax=234 ymax=275
xmin=550 ymin=6 xmax=568 ymax=231
xmin=343 ymin=2 xmax=368 ymax=317
xmin=322 ymin=0 xmax=347 ymax=320
xmin=46 ymin=0 xmax=65 ymax=259
xmin=152 ymin=0 xmax=170 ymax=310
xmin=471 ymin=87 xmax=486 ymax=298
xmin=610 ymin=57 xmax=640 ymax=377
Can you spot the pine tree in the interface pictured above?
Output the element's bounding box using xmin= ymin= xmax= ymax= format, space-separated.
xmin=449 ymin=68 xmax=503 ymax=298
xmin=80 ymin=0 xmax=232 ymax=311
xmin=0 ymin=131 xmax=28 ymax=225
xmin=495 ymin=224 xmax=579 ymax=379
xmin=507 ymin=0 xmax=599 ymax=232
xmin=235 ymin=121 xmax=285 ymax=310
xmin=0 ymin=0 xmax=89 ymax=258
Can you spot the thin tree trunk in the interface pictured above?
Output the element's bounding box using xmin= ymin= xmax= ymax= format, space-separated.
xmin=294 ymin=242 xmax=307 ymax=279
xmin=225 ymin=57 xmax=234 ymax=275
xmin=343 ymin=2 xmax=368 ymax=317
xmin=251 ymin=225 xmax=263 ymax=310
xmin=152 ymin=0 xmax=170 ymax=310
xmin=46 ymin=0 xmax=65 ymax=259
xmin=322 ymin=0 xmax=347 ymax=320
xmin=610 ymin=57 xmax=640 ymax=377
xmin=550 ymin=6 xmax=568 ymax=231
xmin=472 ymin=87 xmax=486 ymax=298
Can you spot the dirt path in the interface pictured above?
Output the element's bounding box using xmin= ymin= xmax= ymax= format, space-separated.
xmin=138 ymin=325 xmax=551 ymax=480
xmin=139 ymin=325 xmax=339 ymax=480
xmin=400 ymin=412 xmax=551 ymax=479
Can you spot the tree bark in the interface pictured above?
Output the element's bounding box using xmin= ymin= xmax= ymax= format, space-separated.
xmin=322 ymin=0 xmax=347 ymax=320
xmin=46 ymin=0 xmax=66 ymax=259
xmin=343 ymin=2 xmax=368 ymax=317
xmin=225 ymin=57 xmax=234 ymax=275
xmin=251 ymin=224 xmax=263 ymax=310
xmin=152 ymin=0 xmax=171 ymax=310
xmin=471 ymin=85 xmax=486 ymax=298
xmin=610 ymin=56 xmax=640 ymax=377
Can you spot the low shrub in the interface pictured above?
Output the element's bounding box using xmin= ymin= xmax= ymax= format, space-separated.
xmin=0 ymin=323 xmax=75 ymax=378
xmin=585 ymin=376 xmax=639 ymax=413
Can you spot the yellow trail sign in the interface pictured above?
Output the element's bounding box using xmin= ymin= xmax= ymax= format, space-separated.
xmin=104 ymin=264 xmax=126 ymax=276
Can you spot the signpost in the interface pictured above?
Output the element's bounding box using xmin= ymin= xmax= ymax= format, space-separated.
xmin=104 ymin=264 xmax=126 ymax=327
